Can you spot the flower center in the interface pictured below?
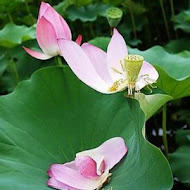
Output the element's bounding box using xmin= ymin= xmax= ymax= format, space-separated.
xmin=108 ymin=54 xmax=144 ymax=94
xmin=124 ymin=54 xmax=144 ymax=84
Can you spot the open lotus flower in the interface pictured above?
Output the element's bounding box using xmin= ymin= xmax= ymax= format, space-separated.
xmin=23 ymin=2 xmax=82 ymax=60
xmin=47 ymin=137 xmax=127 ymax=190
xmin=58 ymin=29 xmax=159 ymax=96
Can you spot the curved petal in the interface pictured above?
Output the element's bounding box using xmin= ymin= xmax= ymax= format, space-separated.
xmin=49 ymin=164 xmax=110 ymax=190
xmin=76 ymin=137 xmax=127 ymax=170
xmin=75 ymin=156 xmax=99 ymax=178
xmin=82 ymin=43 xmax=113 ymax=84
xmin=75 ymin=35 xmax=82 ymax=46
xmin=58 ymin=39 xmax=111 ymax=94
xmin=23 ymin=47 xmax=53 ymax=60
xmin=107 ymin=28 xmax=128 ymax=81
xmin=38 ymin=2 xmax=50 ymax=20
xmin=36 ymin=16 xmax=60 ymax=56
xmin=47 ymin=177 xmax=78 ymax=190
xmin=136 ymin=61 xmax=159 ymax=90
xmin=43 ymin=6 xmax=72 ymax=40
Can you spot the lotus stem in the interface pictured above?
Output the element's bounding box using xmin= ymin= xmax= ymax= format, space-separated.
xmin=162 ymin=104 xmax=168 ymax=158
xmin=129 ymin=0 xmax=137 ymax=38
xmin=56 ymin=56 xmax=63 ymax=67
xmin=170 ymin=0 xmax=177 ymax=37
xmin=11 ymin=58 xmax=20 ymax=84
xmin=170 ymin=0 xmax=175 ymax=19
xmin=7 ymin=11 xmax=14 ymax=23
xmin=24 ymin=1 xmax=36 ymax=24
xmin=159 ymin=0 xmax=170 ymax=39
xmin=89 ymin=22 xmax=95 ymax=39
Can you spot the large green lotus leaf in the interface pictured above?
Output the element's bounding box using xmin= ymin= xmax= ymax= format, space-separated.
xmin=0 ymin=23 xmax=36 ymax=48
xmin=66 ymin=3 xmax=111 ymax=22
xmin=169 ymin=130 xmax=190 ymax=184
xmin=0 ymin=66 xmax=172 ymax=190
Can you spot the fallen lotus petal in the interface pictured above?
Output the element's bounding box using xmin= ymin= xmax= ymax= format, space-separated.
xmin=23 ymin=1 xmax=82 ymax=60
xmin=58 ymin=28 xmax=159 ymax=96
xmin=47 ymin=137 xmax=127 ymax=190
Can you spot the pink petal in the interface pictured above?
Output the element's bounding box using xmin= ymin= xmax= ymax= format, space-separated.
xmin=38 ymin=2 xmax=50 ymax=20
xmin=75 ymin=35 xmax=82 ymax=45
xmin=49 ymin=164 xmax=110 ymax=189
xmin=107 ymin=28 xmax=128 ymax=81
xmin=47 ymin=177 xmax=79 ymax=190
xmin=36 ymin=16 xmax=60 ymax=56
xmin=23 ymin=47 xmax=53 ymax=60
xmin=42 ymin=5 xmax=72 ymax=40
xmin=136 ymin=61 xmax=159 ymax=90
xmin=75 ymin=156 xmax=99 ymax=179
xmin=58 ymin=39 xmax=111 ymax=94
xmin=76 ymin=137 xmax=127 ymax=170
xmin=82 ymin=43 xmax=113 ymax=84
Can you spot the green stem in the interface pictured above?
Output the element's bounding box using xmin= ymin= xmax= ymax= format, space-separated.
xmin=110 ymin=27 xmax=113 ymax=36
xmin=7 ymin=11 xmax=14 ymax=23
xmin=88 ymin=22 xmax=95 ymax=39
xmin=162 ymin=104 xmax=168 ymax=158
xmin=25 ymin=1 xmax=31 ymax=15
xmin=11 ymin=59 xmax=20 ymax=84
xmin=25 ymin=1 xmax=36 ymax=24
xmin=170 ymin=0 xmax=175 ymax=19
xmin=170 ymin=0 xmax=178 ymax=38
xmin=159 ymin=0 xmax=170 ymax=39
xmin=129 ymin=0 xmax=137 ymax=38
xmin=55 ymin=56 xmax=63 ymax=67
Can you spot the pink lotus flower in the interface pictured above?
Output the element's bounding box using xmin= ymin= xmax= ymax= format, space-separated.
xmin=23 ymin=2 xmax=82 ymax=60
xmin=47 ymin=137 xmax=127 ymax=190
xmin=58 ymin=29 xmax=158 ymax=95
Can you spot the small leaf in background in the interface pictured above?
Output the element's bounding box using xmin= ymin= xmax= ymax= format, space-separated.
xmin=169 ymin=130 xmax=190 ymax=185
xmin=88 ymin=37 xmax=110 ymax=51
xmin=66 ymin=3 xmax=111 ymax=22
xmin=0 ymin=23 xmax=36 ymax=48
xmin=0 ymin=40 xmax=54 ymax=94
xmin=136 ymin=92 xmax=173 ymax=120
xmin=173 ymin=10 xmax=190 ymax=33
xmin=164 ymin=38 xmax=190 ymax=53
xmin=0 ymin=66 xmax=173 ymax=190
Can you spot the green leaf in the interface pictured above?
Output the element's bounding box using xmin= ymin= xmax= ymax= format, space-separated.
xmin=0 ymin=23 xmax=36 ymax=48
xmin=89 ymin=37 xmax=111 ymax=51
xmin=164 ymin=38 xmax=190 ymax=53
xmin=66 ymin=3 xmax=111 ymax=22
xmin=0 ymin=66 xmax=173 ymax=189
xmin=173 ymin=10 xmax=190 ymax=33
xmin=176 ymin=129 xmax=190 ymax=146
xmin=136 ymin=93 xmax=173 ymax=120
xmin=0 ymin=40 xmax=54 ymax=94
xmin=169 ymin=130 xmax=190 ymax=185
xmin=155 ymin=66 xmax=190 ymax=99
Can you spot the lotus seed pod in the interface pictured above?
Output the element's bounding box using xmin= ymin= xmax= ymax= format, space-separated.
xmin=106 ymin=7 xmax=123 ymax=28
xmin=124 ymin=55 xmax=144 ymax=83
